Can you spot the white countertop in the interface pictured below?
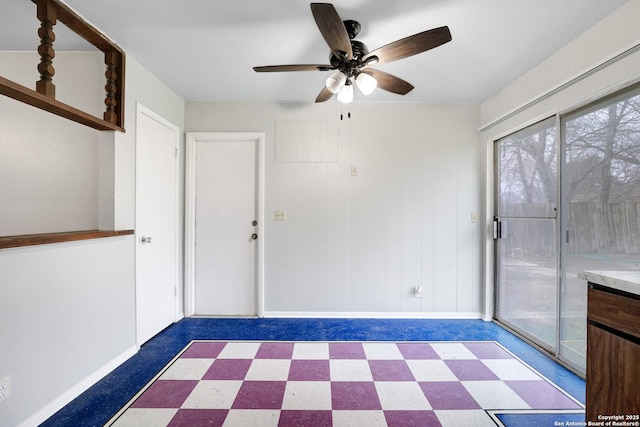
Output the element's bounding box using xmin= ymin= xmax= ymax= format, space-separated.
xmin=578 ymin=270 xmax=640 ymax=296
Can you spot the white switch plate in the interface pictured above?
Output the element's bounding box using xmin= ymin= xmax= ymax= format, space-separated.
xmin=471 ymin=212 xmax=478 ymax=223
xmin=351 ymin=165 xmax=359 ymax=177
xmin=275 ymin=210 xmax=286 ymax=221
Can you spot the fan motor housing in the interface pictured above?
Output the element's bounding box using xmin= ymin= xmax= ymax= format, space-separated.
xmin=343 ymin=20 xmax=361 ymax=39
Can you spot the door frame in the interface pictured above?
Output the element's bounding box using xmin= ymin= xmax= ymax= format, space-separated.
xmin=135 ymin=103 xmax=181 ymax=345
xmin=185 ymin=132 xmax=265 ymax=317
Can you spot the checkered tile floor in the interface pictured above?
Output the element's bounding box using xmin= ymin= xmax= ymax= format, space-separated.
xmin=106 ymin=340 xmax=583 ymax=427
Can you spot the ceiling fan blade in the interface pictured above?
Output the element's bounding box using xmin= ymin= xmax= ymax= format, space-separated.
xmin=253 ymin=64 xmax=333 ymax=72
xmin=315 ymin=86 xmax=334 ymax=103
xmin=365 ymin=69 xmax=414 ymax=95
xmin=311 ymin=3 xmax=353 ymax=60
xmin=363 ymin=26 xmax=451 ymax=65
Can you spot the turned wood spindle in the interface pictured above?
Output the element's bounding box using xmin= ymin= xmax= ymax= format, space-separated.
xmin=36 ymin=0 xmax=57 ymax=98
xmin=104 ymin=51 xmax=119 ymax=124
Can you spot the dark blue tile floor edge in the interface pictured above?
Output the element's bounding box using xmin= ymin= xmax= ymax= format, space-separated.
xmin=40 ymin=318 xmax=586 ymax=427
xmin=492 ymin=410 xmax=586 ymax=427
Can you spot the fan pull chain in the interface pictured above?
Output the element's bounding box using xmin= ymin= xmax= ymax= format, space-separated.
xmin=340 ymin=105 xmax=352 ymax=120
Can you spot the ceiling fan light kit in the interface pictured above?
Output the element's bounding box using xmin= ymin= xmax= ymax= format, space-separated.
xmin=355 ymin=71 xmax=377 ymax=95
xmin=253 ymin=3 xmax=452 ymax=104
xmin=326 ymin=70 xmax=347 ymax=93
xmin=337 ymin=80 xmax=354 ymax=103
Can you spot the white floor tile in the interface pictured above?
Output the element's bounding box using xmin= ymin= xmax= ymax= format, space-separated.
xmin=222 ymin=409 xmax=279 ymax=427
xmin=281 ymin=381 xmax=332 ymax=410
xmin=332 ymin=410 xmax=387 ymax=427
xmin=111 ymin=408 xmax=178 ymax=427
xmin=435 ymin=409 xmax=497 ymax=427
xmin=462 ymin=381 xmax=530 ymax=409
xmin=330 ymin=360 xmax=373 ymax=381
xmin=244 ymin=359 xmax=291 ymax=381
xmin=430 ymin=343 xmax=476 ymax=360
xmin=362 ymin=342 xmax=404 ymax=360
xmin=217 ymin=342 xmax=261 ymax=359
xmin=481 ymin=359 xmax=542 ymax=381
xmin=159 ymin=358 xmax=215 ymax=380
xmin=406 ymin=359 xmax=458 ymax=381
xmin=292 ymin=342 xmax=330 ymax=359
xmin=375 ymin=382 xmax=432 ymax=410
xmin=181 ymin=380 xmax=243 ymax=409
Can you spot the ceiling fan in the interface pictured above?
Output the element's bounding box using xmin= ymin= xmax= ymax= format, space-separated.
xmin=253 ymin=3 xmax=452 ymax=103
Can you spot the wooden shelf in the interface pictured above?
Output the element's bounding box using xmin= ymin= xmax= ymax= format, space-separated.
xmin=0 ymin=0 xmax=126 ymax=131
xmin=0 ymin=229 xmax=134 ymax=249
xmin=0 ymin=76 xmax=124 ymax=132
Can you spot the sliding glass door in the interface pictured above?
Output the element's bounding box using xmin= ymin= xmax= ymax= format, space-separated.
xmin=560 ymin=84 xmax=640 ymax=370
xmin=495 ymin=118 xmax=558 ymax=351
xmin=495 ymin=83 xmax=640 ymax=374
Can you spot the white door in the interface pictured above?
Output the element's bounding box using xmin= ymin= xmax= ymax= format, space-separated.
xmin=194 ymin=138 xmax=257 ymax=315
xmin=136 ymin=105 xmax=179 ymax=345
xmin=185 ymin=132 xmax=264 ymax=317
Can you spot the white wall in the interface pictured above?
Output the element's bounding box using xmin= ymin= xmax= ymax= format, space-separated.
xmin=186 ymin=101 xmax=482 ymax=316
xmin=0 ymin=52 xmax=105 ymax=235
xmin=479 ymin=0 xmax=640 ymax=317
xmin=0 ymin=52 xmax=185 ymax=426
xmin=0 ymin=237 xmax=135 ymax=427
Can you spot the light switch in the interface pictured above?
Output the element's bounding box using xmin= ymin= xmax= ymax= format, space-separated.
xmin=471 ymin=212 xmax=478 ymax=223
xmin=351 ymin=165 xmax=359 ymax=177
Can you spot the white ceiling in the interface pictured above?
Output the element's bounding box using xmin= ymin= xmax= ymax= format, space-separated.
xmin=0 ymin=0 xmax=629 ymax=104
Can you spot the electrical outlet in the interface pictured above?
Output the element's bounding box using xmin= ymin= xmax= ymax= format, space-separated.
xmin=275 ymin=210 xmax=286 ymax=221
xmin=0 ymin=376 xmax=10 ymax=402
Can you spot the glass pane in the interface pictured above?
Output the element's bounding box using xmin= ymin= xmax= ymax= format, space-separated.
xmin=561 ymin=86 xmax=640 ymax=372
xmin=495 ymin=117 xmax=558 ymax=351
xmin=498 ymin=119 xmax=557 ymax=217
xmin=497 ymin=218 xmax=557 ymax=349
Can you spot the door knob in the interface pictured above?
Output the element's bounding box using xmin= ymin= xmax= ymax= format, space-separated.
xmin=141 ymin=236 xmax=152 ymax=244
xmin=251 ymin=233 xmax=258 ymax=240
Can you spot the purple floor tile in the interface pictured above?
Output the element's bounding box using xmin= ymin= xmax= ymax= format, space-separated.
xmin=419 ymin=381 xmax=481 ymax=410
xmin=181 ymin=342 xmax=227 ymax=358
xmin=506 ymin=380 xmax=582 ymax=409
xmin=130 ymin=380 xmax=198 ymax=408
xmin=369 ymin=360 xmax=415 ymax=381
xmin=329 ymin=342 xmax=366 ymax=359
xmin=279 ymin=410 xmax=332 ymax=426
xmin=232 ymin=381 xmax=286 ymax=409
xmin=202 ymin=359 xmax=252 ymax=380
xmin=331 ymin=382 xmax=382 ymax=410
xmin=396 ymin=343 xmax=440 ymax=360
xmin=288 ymin=360 xmax=330 ymax=381
xmin=463 ymin=342 xmax=513 ymax=359
xmin=385 ymin=410 xmax=442 ymax=427
xmin=256 ymin=342 xmax=295 ymax=359
xmin=168 ymin=409 xmax=228 ymax=427
xmin=445 ymin=359 xmax=500 ymax=381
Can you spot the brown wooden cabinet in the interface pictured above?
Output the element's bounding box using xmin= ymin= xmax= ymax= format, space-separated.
xmin=586 ymin=283 xmax=640 ymax=421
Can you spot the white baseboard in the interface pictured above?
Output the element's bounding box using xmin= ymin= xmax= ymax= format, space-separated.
xmin=18 ymin=345 xmax=138 ymax=427
xmin=263 ymin=311 xmax=483 ymax=319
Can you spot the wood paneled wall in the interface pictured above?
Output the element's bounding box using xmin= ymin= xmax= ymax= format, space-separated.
xmin=186 ymin=101 xmax=481 ymax=315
